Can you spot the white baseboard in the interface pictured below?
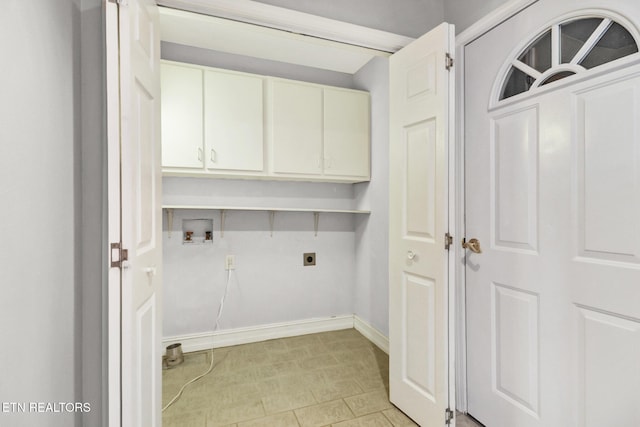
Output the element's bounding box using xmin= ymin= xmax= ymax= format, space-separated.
xmin=162 ymin=315 xmax=354 ymax=354
xmin=162 ymin=314 xmax=389 ymax=355
xmin=353 ymin=315 xmax=389 ymax=354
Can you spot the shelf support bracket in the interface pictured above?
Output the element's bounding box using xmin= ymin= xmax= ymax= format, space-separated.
xmin=166 ymin=208 xmax=174 ymax=238
xmin=220 ymin=210 xmax=226 ymax=238
xmin=313 ymin=212 xmax=320 ymax=237
xmin=269 ymin=211 xmax=275 ymax=237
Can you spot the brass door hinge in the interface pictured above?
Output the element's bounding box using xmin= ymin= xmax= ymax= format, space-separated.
xmin=110 ymin=242 xmax=129 ymax=268
xmin=445 ymin=232 xmax=453 ymax=250
xmin=445 ymin=53 xmax=454 ymax=71
xmin=445 ymin=408 xmax=454 ymax=424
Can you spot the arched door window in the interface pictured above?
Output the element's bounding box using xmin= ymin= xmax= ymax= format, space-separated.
xmin=500 ymin=16 xmax=639 ymax=101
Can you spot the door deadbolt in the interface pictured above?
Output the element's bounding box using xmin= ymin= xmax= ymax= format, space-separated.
xmin=462 ymin=238 xmax=482 ymax=254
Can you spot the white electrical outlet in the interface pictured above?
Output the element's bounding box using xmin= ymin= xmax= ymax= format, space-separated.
xmin=225 ymin=255 xmax=235 ymax=270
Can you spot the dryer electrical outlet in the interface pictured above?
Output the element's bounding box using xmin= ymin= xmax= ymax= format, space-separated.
xmin=303 ymin=253 xmax=316 ymax=266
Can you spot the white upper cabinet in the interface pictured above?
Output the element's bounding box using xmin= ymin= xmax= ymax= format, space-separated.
xmin=270 ymin=80 xmax=370 ymax=181
xmin=160 ymin=61 xmax=370 ymax=182
xmin=270 ymin=80 xmax=323 ymax=176
xmin=323 ymin=88 xmax=370 ymax=179
xmin=204 ymin=70 xmax=264 ymax=172
xmin=161 ymin=62 xmax=204 ymax=169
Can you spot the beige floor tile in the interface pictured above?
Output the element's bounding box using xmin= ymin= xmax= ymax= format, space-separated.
xmin=317 ymin=329 xmax=361 ymax=343
xmin=321 ymin=364 xmax=361 ymax=382
xmin=294 ymin=400 xmax=354 ymax=427
xmin=257 ymin=370 xmax=326 ymax=395
xmin=268 ymin=346 xmax=313 ymax=363
xmin=310 ymin=379 xmax=363 ymax=403
xmin=237 ymin=411 xmax=300 ymax=427
xmin=354 ymin=373 xmax=388 ymax=392
xmin=163 ymin=412 xmax=207 ymax=427
xmin=284 ymin=334 xmax=323 ymax=349
xmin=164 ymin=330 xmax=405 ymax=427
xmin=344 ymin=390 xmax=392 ymax=417
xmin=381 ymin=407 xmax=418 ymax=426
xmin=324 ymin=338 xmax=373 ymax=353
xmin=262 ymin=390 xmax=317 ymax=414
xmin=261 ymin=338 xmax=290 ymax=352
xmin=192 ymin=384 xmax=263 ymax=408
xmin=254 ymin=359 xmax=302 ymax=380
xmin=301 ymin=341 xmax=333 ymax=355
xmin=299 ymin=354 xmax=340 ymax=371
xmin=205 ymin=398 xmax=265 ymax=427
xmin=331 ymin=412 xmax=392 ymax=427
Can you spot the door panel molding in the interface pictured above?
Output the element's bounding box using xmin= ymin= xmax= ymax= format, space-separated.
xmin=490 ymin=106 xmax=540 ymax=254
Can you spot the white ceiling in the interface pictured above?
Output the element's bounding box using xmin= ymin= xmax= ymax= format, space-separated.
xmin=158 ymin=6 xmax=408 ymax=74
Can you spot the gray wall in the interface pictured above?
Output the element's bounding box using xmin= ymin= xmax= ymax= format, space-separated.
xmin=253 ymin=0 xmax=444 ymax=38
xmin=162 ymin=180 xmax=358 ymax=338
xmin=80 ymin=0 xmax=107 ymax=426
xmin=0 ymin=1 xmax=80 ymax=426
xmin=161 ymin=42 xmax=356 ymax=89
xmin=353 ymin=57 xmax=391 ymax=336
xmin=444 ymin=0 xmax=512 ymax=33
xmin=0 ymin=1 xmax=105 ymax=426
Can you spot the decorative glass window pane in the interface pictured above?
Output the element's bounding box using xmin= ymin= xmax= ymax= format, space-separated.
xmin=580 ymin=22 xmax=639 ymax=69
xmin=501 ymin=67 xmax=535 ymax=100
xmin=561 ymin=18 xmax=603 ymax=63
xmin=518 ymin=30 xmax=552 ymax=73
xmin=498 ymin=15 xmax=639 ymax=102
xmin=540 ymin=71 xmax=576 ymax=86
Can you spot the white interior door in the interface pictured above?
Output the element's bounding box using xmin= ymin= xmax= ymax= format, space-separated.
xmin=464 ymin=1 xmax=640 ymax=426
xmin=389 ymin=22 xmax=455 ymax=427
xmin=107 ymin=0 xmax=162 ymax=425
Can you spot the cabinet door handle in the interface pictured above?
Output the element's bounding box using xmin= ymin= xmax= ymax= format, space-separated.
xmin=197 ymin=147 xmax=203 ymax=162
xmin=210 ymin=149 xmax=217 ymax=163
xmin=325 ymin=157 xmax=332 ymax=169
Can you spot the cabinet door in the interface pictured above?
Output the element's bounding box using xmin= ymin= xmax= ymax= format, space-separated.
xmin=270 ymin=80 xmax=322 ymax=175
xmin=204 ymin=70 xmax=264 ymax=172
xmin=323 ymin=88 xmax=370 ymax=179
xmin=161 ymin=62 xmax=204 ymax=169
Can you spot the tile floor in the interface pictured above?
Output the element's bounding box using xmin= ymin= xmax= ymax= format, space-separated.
xmin=162 ymin=329 xmax=482 ymax=427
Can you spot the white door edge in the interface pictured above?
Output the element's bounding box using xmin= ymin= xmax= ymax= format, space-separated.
xmin=106 ymin=0 xmax=122 ymax=425
xmin=453 ymin=0 xmax=541 ymax=414
xmin=447 ymin=23 xmax=458 ymax=425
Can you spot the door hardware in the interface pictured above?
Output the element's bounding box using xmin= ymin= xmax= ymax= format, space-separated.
xmin=462 ymin=237 xmax=482 ymax=254
xmin=445 ymin=408 xmax=454 ymax=424
xmin=445 ymin=232 xmax=453 ymax=250
xmin=407 ymin=250 xmax=417 ymax=260
xmin=110 ymin=242 xmax=129 ymax=268
xmin=445 ymin=53 xmax=454 ymax=71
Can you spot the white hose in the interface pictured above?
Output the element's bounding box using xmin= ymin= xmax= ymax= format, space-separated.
xmin=162 ymin=269 xmax=233 ymax=412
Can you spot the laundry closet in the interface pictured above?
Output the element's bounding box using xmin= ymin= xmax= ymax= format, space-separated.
xmin=158 ymin=6 xmax=394 ymax=353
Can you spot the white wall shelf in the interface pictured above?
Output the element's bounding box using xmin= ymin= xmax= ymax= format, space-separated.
xmin=163 ymin=205 xmax=370 ymax=214
xmin=163 ymin=205 xmax=370 ymax=238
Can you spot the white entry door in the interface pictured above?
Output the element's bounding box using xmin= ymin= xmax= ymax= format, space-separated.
xmin=389 ymin=23 xmax=455 ymax=426
xmin=107 ymin=0 xmax=162 ymax=425
xmin=464 ymin=1 xmax=640 ymax=426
